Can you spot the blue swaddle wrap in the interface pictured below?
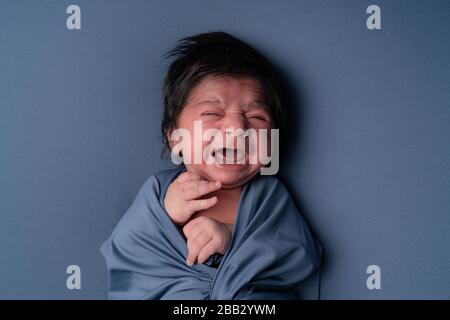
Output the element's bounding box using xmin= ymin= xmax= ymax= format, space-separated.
xmin=100 ymin=166 xmax=322 ymax=299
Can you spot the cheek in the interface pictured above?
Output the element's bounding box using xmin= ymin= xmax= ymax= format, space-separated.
xmin=177 ymin=108 xmax=196 ymax=125
xmin=185 ymin=123 xmax=220 ymax=158
xmin=201 ymin=122 xmax=221 ymax=133
xmin=255 ymin=127 xmax=272 ymax=148
xmin=244 ymin=128 xmax=273 ymax=164
xmin=199 ymin=122 xmax=222 ymax=147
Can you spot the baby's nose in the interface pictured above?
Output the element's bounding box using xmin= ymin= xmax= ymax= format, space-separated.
xmin=219 ymin=115 xmax=248 ymax=148
xmin=221 ymin=113 xmax=247 ymax=133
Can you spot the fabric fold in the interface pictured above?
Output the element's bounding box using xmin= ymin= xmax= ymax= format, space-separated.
xmin=100 ymin=166 xmax=322 ymax=300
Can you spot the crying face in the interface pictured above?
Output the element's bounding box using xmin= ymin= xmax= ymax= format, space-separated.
xmin=170 ymin=75 xmax=274 ymax=189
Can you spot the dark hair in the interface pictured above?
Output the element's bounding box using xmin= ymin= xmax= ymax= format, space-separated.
xmin=161 ymin=31 xmax=287 ymax=157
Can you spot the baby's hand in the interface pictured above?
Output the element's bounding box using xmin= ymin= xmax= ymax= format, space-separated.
xmin=164 ymin=171 xmax=222 ymax=225
xmin=182 ymin=216 xmax=232 ymax=266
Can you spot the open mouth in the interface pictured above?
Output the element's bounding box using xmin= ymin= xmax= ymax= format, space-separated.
xmin=212 ymin=147 xmax=247 ymax=164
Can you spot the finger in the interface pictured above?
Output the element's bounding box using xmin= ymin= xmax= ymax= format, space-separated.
xmin=179 ymin=180 xmax=210 ymax=199
xmin=181 ymin=180 xmax=221 ymax=200
xmin=197 ymin=239 xmax=219 ymax=264
xmin=176 ymin=171 xmax=202 ymax=183
xmin=187 ymin=196 xmax=218 ymax=214
xmin=182 ymin=217 xmax=202 ymax=237
xmin=186 ymin=231 xmax=212 ymax=266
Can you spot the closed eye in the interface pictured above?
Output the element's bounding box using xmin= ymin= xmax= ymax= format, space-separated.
xmin=246 ymin=114 xmax=268 ymax=121
xmin=201 ymin=112 xmax=221 ymax=117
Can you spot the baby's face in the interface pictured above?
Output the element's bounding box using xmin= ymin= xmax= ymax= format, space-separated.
xmin=172 ymin=75 xmax=273 ymax=189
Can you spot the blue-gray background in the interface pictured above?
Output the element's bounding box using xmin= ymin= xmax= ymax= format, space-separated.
xmin=0 ymin=0 xmax=449 ymax=299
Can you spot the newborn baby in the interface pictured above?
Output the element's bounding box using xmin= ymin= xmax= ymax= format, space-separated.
xmin=164 ymin=73 xmax=274 ymax=267
xmin=100 ymin=31 xmax=322 ymax=299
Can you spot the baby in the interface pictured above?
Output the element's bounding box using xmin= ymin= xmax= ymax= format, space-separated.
xmin=161 ymin=32 xmax=283 ymax=267
xmin=100 ymin=31 xmax=321 ymax=300
xmin=164 ymin=74 xmax=275 ymax=266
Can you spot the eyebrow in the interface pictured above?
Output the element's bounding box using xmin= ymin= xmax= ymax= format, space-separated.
xmin=192 ymin=99 xmax=269 ymax=110
xmin=192 ymin=99 xmax=221 ymax=106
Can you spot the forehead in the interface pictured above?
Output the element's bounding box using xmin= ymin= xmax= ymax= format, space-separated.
xmin=185 ymin=75 xmax=267 ymax=106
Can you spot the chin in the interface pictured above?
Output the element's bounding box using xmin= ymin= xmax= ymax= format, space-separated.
xmin=202 ymin=164 xmax=261 ymax=189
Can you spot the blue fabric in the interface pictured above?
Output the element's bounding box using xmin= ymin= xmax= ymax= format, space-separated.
xmin=100 ymin=166 xmax=322 ymax=300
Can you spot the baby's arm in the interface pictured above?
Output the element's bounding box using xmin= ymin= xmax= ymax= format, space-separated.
xmin=164 ymin=171 xmax=221 ymax=225
xmin=182 ymin=216 xmax=232 ymax=266
xmin=164 ymin=171 xmax=232 ymax=265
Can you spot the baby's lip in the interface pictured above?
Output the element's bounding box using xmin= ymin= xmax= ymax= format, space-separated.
xmin=212 ymin=147 xmax=247 ymax=163
xmin=212 ymin=147 xmax=246 ymax=156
